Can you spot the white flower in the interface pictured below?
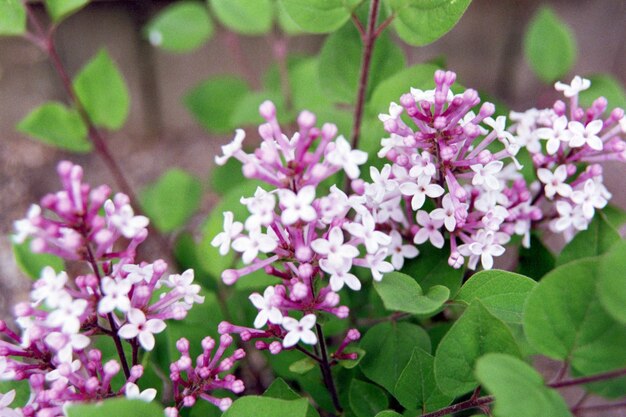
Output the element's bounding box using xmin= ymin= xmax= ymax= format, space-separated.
xmin=12 ymin=204 xmax=41 ymax=244
xmin=344 ymin=213 xmax=391 ymax=254
xmin=0 ymin=390 xmax=22 ymax=417
xmin=45 ymin=359 xmax=81 ymax=383
xmin=459 ymin=230 xmax=507 ymax=270
xmin=554 ymin=76 xmax=591 ymax=98
xmin=46 ymin=293 xmax=87 ymax=334
xmin=378 ymin=102 xmax=403 ymax=123
xmin=122 ymin=263 xmax=154 ymax=284
xmin=537 ymin=165 xmax=572 ymax=199
xmin=430 ymin=194 xmax=459 ymax=232
xmin=249 ymin=286 xmax=283 ymax=328
xmin=31 ymin=267 xmax=68 ymax=307
xmin=105 ymin=201 xmax=149 ymax=239
xmin=378 ymin=134 xmax=406 ymax=158
xmin=365 ymin=249 xmax=394 ymax=281
xmin=211 ymin=211 xmax=244 ymax=255
xmin=570 ymin=179 xmax=610 ymax=219
xmin=409 ymin=152 xmax=436 ymax=178
xmin=551 ymin=201 xmax=588 ymax=233
xmin=163 ymin=269 xmax=205 ymax=305
xmin=278 ymin=186 xmax=317 ymax=225
xmin=241 ymin=188 xmax=276 ymax=230
xmin=282 ymin=314 xmax=317 ymax=348
xmin=125 ymin=382 xmax=157 ymax=402
xmin=118 ymin=308 xmax=166 ymax=351
xmin=568 ymin=120 xmax=603 ymax=151
xmin=484 ymin=116 xmax=515 ymax=145
xmin=215 ymin=129 xmax=245 ymax=166
xmin=326 ymin=135 xmax=368 ymax=179
xmin=0 ymin=358 xmax=15 ymax=381
xmin=320 ymin=261 xmax=362 ymax=292
xmin=98 ymin=277 xmax=132 ymax=314
xmin=535 ymin=115 xmax=570 ymax=155
xmin=44 ymin=331 xmax=90 ymax=363
xmin=231 ymin=229 xmax=278 ymax=264
xmin=481 ymin=206 xmax=509 ymax=231
xmin=364 ymin=165 xmax=396 ymax=203
xmin=399 ymin=175 xmax=445 ymax=210
xmin=311 ymin=227 xmax=359 ymax=270
xmin=387 ymin=230 xmax=419 ymax=270
xmin=413 ymin=211 xmax=445 ymax=248
xmin=470 ymin=161 xmax=504 ymax=191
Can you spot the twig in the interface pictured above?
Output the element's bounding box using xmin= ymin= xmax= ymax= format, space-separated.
xmin=316 ymin=323 xmax=343 ymax=415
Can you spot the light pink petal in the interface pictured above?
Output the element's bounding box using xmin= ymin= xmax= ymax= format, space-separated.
xmin=268 ymin=308 xmax=283 ymax=325
xmin=138 ymin=331 xmax=156 ymax=351
xmin=299 ymin=206 xmax=318 ymax=222
xmin=118 ymin=324 xmax=139 ymax=339
xmin=253 ymin=310 xmax=269 ymax=329
xmin=281 ymin=317 xmax=299 ymax=332
xmin=298 ymin=186 xmax=316 ymax=204
xmin=300 ymin=314 xmax=317 ymax=330
xmin=399 ymin=182 xmax=419 ymax=196
xmin=249 ymin=293 xmax=265 ymax=309
xmin=128 ymin=308 xmax=146 ymax=325
xmin=414 ymin=229 xmax=429 ymax=245
xmin=145 ymin=319 xmax=166 ymax=334
xmin=481 ymin=253 xmax=494 ymax=270
xmin=282 ymin=331 xmax=300 ymax=348
xmin=430 ymin=231 xmax=445 ymax=249
xmin=300 ymin=330 xmax=318 ymax=345
xmin=343 ymin=273 xmax=361 ymax=291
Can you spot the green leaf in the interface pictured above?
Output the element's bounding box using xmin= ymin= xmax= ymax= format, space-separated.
xmin=349 ymin=379 xmax=389 ymax=417
xmin=523 ymin=6 xmax=576 ymax=83
xmin=516 ymin=235 xmax=555 ymax=280
xmin=390 ymin=0 xmax=472 ymax=46
xmin=223 ymin=396 xmax=310 ymax=417
xmin=455 ymin=270 xmax=536 ymax=325
xmin=229 ymin=90 xmax=286 ymax=127
xmin=263 ymin=378 xmax=320 ymax=417
xmin=0 ymin=0 xmax=26 ymax=35
xmin=319 ymin=22 xmax=405 ymax=104
xmin=523 ymin=258 xmax=626 ymax=391
xmin=45 ymin=0 xmax=89 ymax=22
xmin=475 ymin=353 xmax=572 ymax=417
xmin=598 ymin=240 xmax=626 ymax=324
xmin=210 ymin=158 xmax=246 ymax=196
xmin=144 ymin=2 xmax=213 ymax=52
xmin=337 ymin=346 xmax=366 ymax=369
xmin=140 ymin=169 xmax=202 ymax=232
xmin=403 ymin=242 xmax=464 ymax=297
xmin=211 ymin=0 xmax=273 ymax=35
xmin=0 ymin=380 xmax=30 ymax=408
xmin=579 ymin=74 xmax=626 ymax=114
xmin=360 ymin=321 xmax=431 ymax=393
xmin=374 ymin=412 xmax=402 ymax=417
xmin=73 ymin=50 xmax=130 ymax=130
xmin=198 ymin=181 xmax=263 ymax=279
xmin=65 ymin=398 xmax=163 ymax=417
xmin=556 ymin=213 xmax=620 ymax=266
xmin=276 ymin=0 xmax=302 ymax=35
xmin=602 ymin=204 xmax=626 ymax=230
xmin=434 ymin=300 xmax=521 ymax=397
xmin=394 ymin=348 xmax=452 ymax=412
xmin=184 ymin=75 xmax=249 ymax=134
xmin=12 ymin=240 xmax=65 ymax=280
xmin=278 ymin=0 xmax=359 ymax=33
xmin=289 ymin=357 xmax=316 ymax=375
xmin=374 ymin=271 xmax=449 ymax=316
xmin=17 ymin=102 xmax=91 ymax=152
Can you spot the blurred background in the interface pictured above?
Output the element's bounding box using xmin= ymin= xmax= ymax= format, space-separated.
xmin=0 ymin=0 xmax=624 ymax=312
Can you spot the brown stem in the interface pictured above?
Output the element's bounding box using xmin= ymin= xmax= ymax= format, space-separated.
xmin=350 ymin=0 xmax=384 ymax=150
xmin=316 ymin=323 xmax=342 ymax=415
xmin=419 ymin=395 xmax=494 ymax=417
xmin=575 ymin=401 xmax=626 ymax=415
xmin=550 ymin=367 xmax=626 ymax=389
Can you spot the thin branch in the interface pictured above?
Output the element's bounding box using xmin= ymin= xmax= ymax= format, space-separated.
xmin=373 ymin=14 xmax=395 ymax=39
xmin=418 ymin=395 xmax=494 ymax=417
xmin=316 ymin=323 xmax=343 ymax=415
xmin=351 ymin=13 xmax=366 ymax=41
xmin=575 ymin=401 xmax=626 ymax=415
xmin=550 ymin=367 xmax=626 ymax=389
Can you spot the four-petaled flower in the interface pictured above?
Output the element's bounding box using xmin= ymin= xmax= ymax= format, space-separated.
xmin=125 ymin=382 xmax=157 ymax=402
xmin=568 ymin=120 xmax=603 ymax=151
xmin=399 ymin=175 xmax=445 ymax=210
xmin=231 ymin=229 xmax=278 ymax=264
xmin=311 ymin=227 xmax=359 ymax=269
xmin=278 ymin=186 xmax=317 ymax=225
xmin=98 ymin=277 xmax=132 ymax=314
xmin=249 ymin=286 xmax=283 ymax=328
xmin=470 ymin=161 xmax=504 ymax=191
xmin=344 ymin=213 xmax=391 ymax=254
xmin=282 ymin=314 xmax=317 ymax=348
xmin=413 ymin=211 xmax=445 ymax=248
xmin=326 ymin=136 xmax=368 ymax=179
xmin=537 ymin=165 xmax=572 ymax=199
xmin=118 ymin=308 xmax=166 ymax=351
xmin=211 ymin=211 xmax=244 ymax=256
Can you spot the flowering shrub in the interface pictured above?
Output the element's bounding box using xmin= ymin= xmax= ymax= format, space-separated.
xmin=2 ymin=1 xmax=626 ymax=417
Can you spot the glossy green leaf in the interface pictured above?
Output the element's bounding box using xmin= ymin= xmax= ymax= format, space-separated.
xmin=184 ymin=76 xmax=249 ymax=134
xmin=390 ymin=0 xmax=472 ymax=46
xmin=145 ymin=2 xmax=213 ymax=52
xmin=211 ymin=0 xmax=273 ymax=35
xmin=140 ymin=169 xmax=202 ymax=232
xmin=223 ymin=396 xmax=310 ymax=417
xmin=516 ymin=235 xmax=555 ymax=280
xmin=278 ymin=0 xmax=359 ymax=33
xmin=523 ymin=258 xmax=626 ymax=387
xmin=556 ymin=213 xmax=619 ymax=267
xmin=602 ymin=204 xmax=626 ymax=230
xmin=475 ymin=354 xmax=572 ymax=417
xmin=403 ymin=243 xmax=464 ymax=297
xmin=349 ymin=379 xmax=389 ymax=417
xmin=229 ymin=90 xmax=286 ymax=127
xmin=598 ymin=241 xmax=626 ymax=324
xmin=45 ymin=0 xmax=89 ymax=22
xmin=455 ymin=270 xmax=536 ymax=325
xmin=289 ymin=357 xmax=316 ymax=375
xmin=65 ymin=398 xmax=163 ymax=417
xmin=394 ymin=348 xmax=452 ymax=412
xmin=263 ymin=378 xmax=320 ymax=417
xmin=360 ymin=321 xmax=431 ymax=393
xmin=73 ymin=50 xmax=130 ymax=130
xmin=523 ymin=6 xmax=576 ymax=83
xmin=434 ymin=300 xmax=521 ymax=397
xmin=210 ymin=158 xmax=246 ymax=196
xmin=276 ymin=0 xmax=302 ymax=35
xmin=12 ymin=240 xmax=65 ymax=280
xmin=374 ymin=271 xmax=449 ymax=316
xmin=17 ymin=102 xmax=91 ymax=152
xmin=579 ymin=73 xmax=626 ymax=113
xmin=319 ymin=22 xmax=405 ymax=103
xmin=0 ymin=0 xmax=26 ymax=35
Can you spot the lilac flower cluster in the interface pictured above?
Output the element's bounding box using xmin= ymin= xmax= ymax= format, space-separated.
xmin=372 ymin=70 xmax=533 ymax=270
xmin=509 ymin=76 xmax=625 ymax=241
xmin=211 ymin=102 xmax=389 ymax=352
xmin=0 ymin=161 xmax=219 ymax=415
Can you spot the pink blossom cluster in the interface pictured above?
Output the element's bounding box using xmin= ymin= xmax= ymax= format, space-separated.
xmin=372 ymin=70 xmax=534 ymax=270
xmin=1 ymin=161 xmax=212 ymax=415
xmin=509 ymin=76 xmax=625 ymax=241
xmin=212 ymin=102 xmax=382 ymax=352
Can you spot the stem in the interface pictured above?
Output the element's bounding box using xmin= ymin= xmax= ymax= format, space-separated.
xmin=419 ymin=395 xmax=494 ymax=417
xmin=550 ymin=367 xmax=626 ymax=389
xmin=316 ymin=324 xmax=342 ymax=415
xmin=295 ymin=345 xmax=323 ymax=363
xmin=575 ymin=401 xmax=626 ymax=415
xmin=350 ymin=0 xmax=385 ymax=150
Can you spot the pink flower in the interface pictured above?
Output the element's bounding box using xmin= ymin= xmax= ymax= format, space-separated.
xmin=282 ymin=315 xmax=317 ymax=348
xmin=413 ymin=211 xmax=445 ymax=248
xmin=118 ymin=308 xmax=166 ymax=351
xmin=278 ymin=186 xmax=317 ymax=225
